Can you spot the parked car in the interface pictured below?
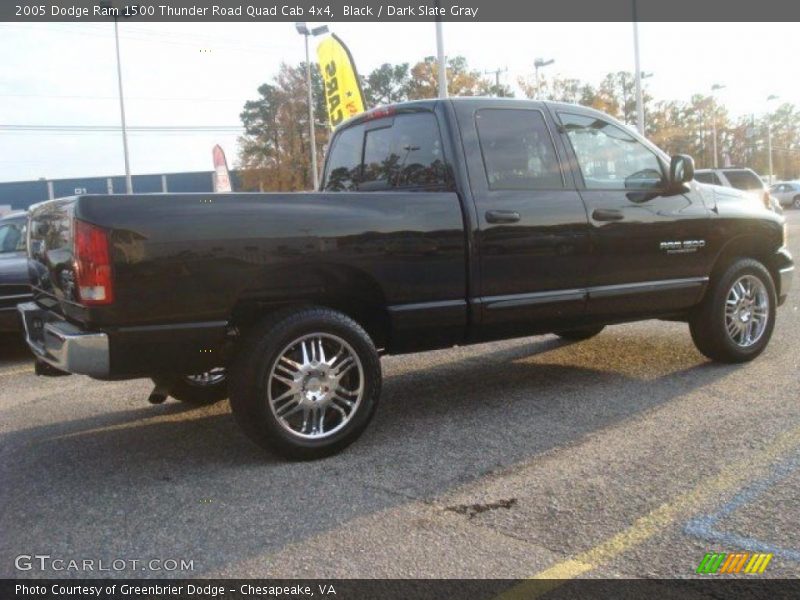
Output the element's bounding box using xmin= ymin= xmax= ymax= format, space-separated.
xmin=694 ymin=167 xmax=781 ymax=213
xmin=769 ymin=181 xmax=800 ymax=209
xmin=19 ymin=98 xmax=794 ymax=458
xmin=0 ymin=211 xmax=32 ymax=332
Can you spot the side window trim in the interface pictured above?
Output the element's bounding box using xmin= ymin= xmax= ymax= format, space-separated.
xmin=474 ymin=107 xmax=567 ymax=191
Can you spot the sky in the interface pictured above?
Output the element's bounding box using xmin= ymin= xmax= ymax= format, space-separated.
xmin=1 ymin=21 xmax=798 ymax=182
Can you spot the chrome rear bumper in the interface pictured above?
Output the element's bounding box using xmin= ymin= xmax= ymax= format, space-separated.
xmin=17 ymin=302 xmax=109 ymax=377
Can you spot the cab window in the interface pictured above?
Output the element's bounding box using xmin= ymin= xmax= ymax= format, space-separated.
xmin=475 ymin=109 xmax=562 ymax=190
xmin=696 ymin=172 xmax=722 ymax=186
xmin=560 ymin=113 xmax=664 ymax=190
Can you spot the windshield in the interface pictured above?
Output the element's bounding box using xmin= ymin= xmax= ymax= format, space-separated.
xmin=0 ymin=220 xmax=27 ymax=253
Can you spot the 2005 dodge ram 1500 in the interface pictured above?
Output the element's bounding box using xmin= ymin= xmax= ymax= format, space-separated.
xmin=19 ymin=98 xmax=794 ymax=458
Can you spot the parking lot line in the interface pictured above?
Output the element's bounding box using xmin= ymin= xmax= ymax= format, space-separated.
xmin=496 ymin=424 xmax=800 ymax=597
xmin=684 ymin=453 xmax=800 ymax=561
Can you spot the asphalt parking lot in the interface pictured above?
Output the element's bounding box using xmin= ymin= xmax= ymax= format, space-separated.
xmin=1 ymin=212 xmax=799 ymax=581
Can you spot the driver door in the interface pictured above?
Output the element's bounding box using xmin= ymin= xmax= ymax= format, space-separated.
xmin=555 ymin=110 xmax=711 ymax=317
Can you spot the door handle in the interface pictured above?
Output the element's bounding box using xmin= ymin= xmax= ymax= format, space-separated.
xmin=592 ymin=208 xmax=624 ymax=222
xmin=485 ymin=210 xmax=521 ymax=224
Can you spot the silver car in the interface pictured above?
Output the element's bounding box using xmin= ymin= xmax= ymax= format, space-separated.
xmin=769 ymin=181 xmax=800 ymax=209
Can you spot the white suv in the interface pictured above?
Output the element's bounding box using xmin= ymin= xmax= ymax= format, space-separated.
xmin=694 ymin=167 xmax=779 ymax=212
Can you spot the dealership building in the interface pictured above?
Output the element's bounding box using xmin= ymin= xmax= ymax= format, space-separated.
xmin=0 ymin=170 xmax=242 ymax=215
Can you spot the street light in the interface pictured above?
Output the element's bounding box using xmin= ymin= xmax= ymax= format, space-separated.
xmin=766 ymin=94 xmax=779 ymax=185
xmin=295 ymin=22 xmax=329 ymax=191
xmin=533 ymin=58 xmax=555 ymax=99
xmin=710 ymin=83 xmax=726 ymax=169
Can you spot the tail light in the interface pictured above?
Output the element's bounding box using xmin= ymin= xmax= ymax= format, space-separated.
xmin=763 ymin=191 xmax=771 ymax=210
xmin=74 ymin=219 xmax=114 ymax=305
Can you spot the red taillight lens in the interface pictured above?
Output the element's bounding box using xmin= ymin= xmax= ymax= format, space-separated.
xmin=74 ymin=219 xmax=113 ymax=305
xmin=763 ymin=191 xmax=771 ymax=210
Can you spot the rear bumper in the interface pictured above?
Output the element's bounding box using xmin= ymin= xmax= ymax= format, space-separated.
xmin=17 ymin=302 xmax=109 ymax=377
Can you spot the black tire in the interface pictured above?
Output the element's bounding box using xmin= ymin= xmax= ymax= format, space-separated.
xmin=793 ymin=196 xmax=800 ymax=210
xmin=151 ymin=370 xmax=229 ymax=406
xmin=554 ymin=325 xmax=605 ymax=341
xmin=689 ymin=258 xmax=776 ymax=364
xmin=229 ymin=307 xmax=382 ymax=460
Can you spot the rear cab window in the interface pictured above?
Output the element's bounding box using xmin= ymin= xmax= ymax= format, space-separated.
xmin=322 ymin=112 xmax=452 ymax=192
xmin=722 ymin=169 xmax=765 ymax=191
xmin=0 ymin=219 xmax=26 ymax=253
xmin=695 ymin=172 xmax=723 ymax=186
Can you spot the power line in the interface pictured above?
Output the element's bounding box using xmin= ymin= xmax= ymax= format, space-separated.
xmin=0 ymin=93 xmax=246 ymax=102
xmin=0 ymin=125 xmax=243 ymax=131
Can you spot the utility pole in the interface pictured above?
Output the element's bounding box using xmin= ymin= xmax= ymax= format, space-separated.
xmin=766 ymin=95 xmax=779 ymax=185
xmin=484 ymin=67 xmax=508 ymax=97
xmin=711 ymin=83 xmax=726 ymax=169
xmin=533 ymin=58 xmax=555 ymax=99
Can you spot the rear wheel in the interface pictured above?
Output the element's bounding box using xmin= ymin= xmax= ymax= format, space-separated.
xmin=229 ymin=307 xmax=382 ymax=459
xmin=151 ymin=368 xmax=228 ymax=406
xmin=554 ymin=325 xmax=605 ymax=341
xmin=793 ymin=195 xmax=800 ymax=209
xmin=689 ymin=258 xmax=776 ymax=363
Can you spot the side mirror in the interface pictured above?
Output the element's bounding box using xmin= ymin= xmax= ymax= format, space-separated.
xmin=669 ymin=154 xmax=695 ymax=185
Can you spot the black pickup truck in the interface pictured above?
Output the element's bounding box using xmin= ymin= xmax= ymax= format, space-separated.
xmin=19 ymin=98 xmax=794 ymax=458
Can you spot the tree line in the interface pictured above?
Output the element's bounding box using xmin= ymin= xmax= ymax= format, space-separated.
xmin=238 ymin=56 xmax=800 ymax=191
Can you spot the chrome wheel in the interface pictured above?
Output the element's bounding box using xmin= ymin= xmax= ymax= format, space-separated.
xmin=724 ymin=275 xmax=769 ymax=348
xmin=184 ymin=368 xmax=226 ymax=387
xmin=267 ymin=333 xmax=364 ymax=440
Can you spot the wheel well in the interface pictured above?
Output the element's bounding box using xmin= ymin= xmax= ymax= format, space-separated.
xmin=709 ymin=236 xmax=780 ymax=294
xmin=229 ymin=269 xmax=391 ymax=350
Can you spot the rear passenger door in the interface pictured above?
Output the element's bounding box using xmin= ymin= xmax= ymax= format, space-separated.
xmin=454 ymin=101 xmax=592 ymax=339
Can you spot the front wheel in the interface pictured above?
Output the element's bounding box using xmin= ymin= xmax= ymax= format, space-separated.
xmin=689 ymin=258 xmax=776 ymax=363
xmin=230 ymin=307 xmax=382 ymax=459
xmin=793 ymin=196 xmax=800 ymax=210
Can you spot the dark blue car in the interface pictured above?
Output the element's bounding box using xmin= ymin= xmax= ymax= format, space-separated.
xmin=0 ymin=211 xmax=31 ymax=332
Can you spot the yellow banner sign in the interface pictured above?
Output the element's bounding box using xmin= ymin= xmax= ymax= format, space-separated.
xmin=316 ymin=34 xmax=366 ymax=129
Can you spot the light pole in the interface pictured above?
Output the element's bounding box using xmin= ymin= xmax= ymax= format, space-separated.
xmin=711 ymin=83 xmax=726 ymax=169
xmin=533 ymin=58 xmax=554 ymax=99
xmin=632 ymin=0 xmax=644 ymax=135
xmin=434 ymin=0 xmax=447 ymax=99
xmin=638 ymin=71 xmax=653 ymax=134
xmin=766 ymin=94 xmax=779 ymax=185
xmin=111 ymin=13 xmax=132 ymax=194
xmin=295 ymin=22 xmax=328 ymax=191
